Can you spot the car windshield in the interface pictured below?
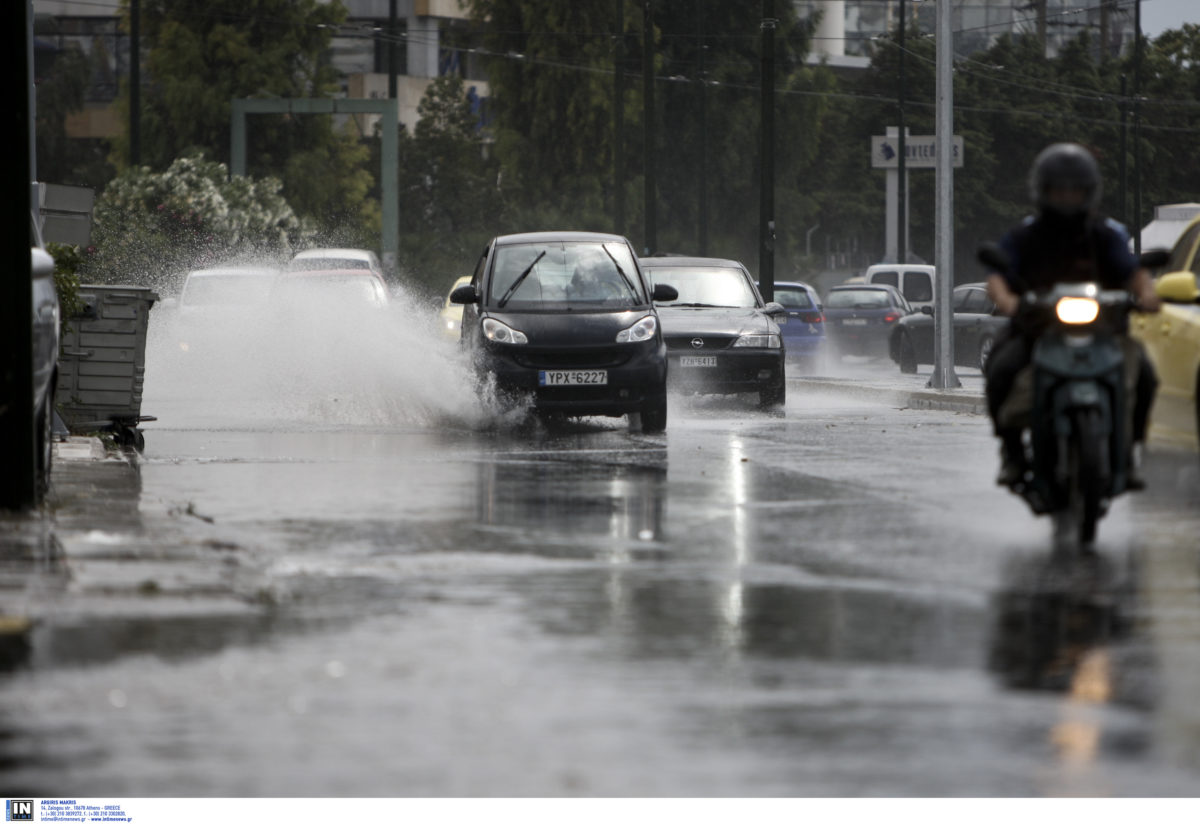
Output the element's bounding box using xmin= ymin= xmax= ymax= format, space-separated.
xmin=489 ymin=241 xmax=644 ymax=309
xmin=183 ymin=274 xmax=275 ymax=307
xmin=648 ymin=266 xmax=758 ymax=308
xmin=826 ymin=289 xmax=890 ymax=309
xmin=774 ymin=286 xmax=814 ymax=309
xmin=289 ymin=258 xmax=371 ymax=272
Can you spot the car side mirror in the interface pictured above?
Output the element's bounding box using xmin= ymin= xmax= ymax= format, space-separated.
xmin=1155 ymin=271 xmax=1200 ymax=304
xmin=763 ymin=301 xmax=788 ymax=324
xmin=652 ymin=283 xmax=679 ymax=302
xmin=920 ymin=305 xmax=934 ymax=316
xmin=1139 ymin=248 xmax=1170 ymax=270
xmin=449 ymin=283 xmax=478 ymax=305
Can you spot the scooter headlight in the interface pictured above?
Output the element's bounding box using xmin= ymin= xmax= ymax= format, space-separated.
xmin=1056 ymin=296 xmax=1100 ymax=325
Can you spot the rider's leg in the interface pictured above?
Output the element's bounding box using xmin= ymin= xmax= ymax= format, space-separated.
xmin=985 ymin=333 xmax=1032 ymax=485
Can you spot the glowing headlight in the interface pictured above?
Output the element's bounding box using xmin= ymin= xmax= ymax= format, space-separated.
xmin=445 ymin=318 xmax=460 ymax=331
xmin=1055 ymin=297 xmax=1100 ymax=325
xmin=616 ymin=315 xmax=657 ymax=343
xmin=482 ymin=318 xmax=528 ymax=344
xmin=732 ymin=333 xmax=781 ymax=349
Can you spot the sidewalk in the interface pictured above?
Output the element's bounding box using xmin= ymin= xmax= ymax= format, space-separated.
xmin=789 ymin=363 xmax=987 ymax=415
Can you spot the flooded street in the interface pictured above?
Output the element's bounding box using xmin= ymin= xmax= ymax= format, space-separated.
xmin=2 ymin=310 xmax=1199 ymax=797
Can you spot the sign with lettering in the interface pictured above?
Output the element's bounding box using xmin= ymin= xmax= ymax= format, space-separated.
xmin=871 ymin=135 xmax=964 ymax=168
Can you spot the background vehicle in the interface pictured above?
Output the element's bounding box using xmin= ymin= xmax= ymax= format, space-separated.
xmin=439 ymin=275 xmax=471 ymax=342
xmin=1131 ymin=214 xmax=1200 ymax=449
xmin=31 ymin=213 xmax=60 ymax=492
xmin=452 ymin=231 xmax=676 ymax=431
xmin=889 ymin=282 xmax=1007 ymax=373
xmin=642 ymin=256 xmax=787 ymax=408
xmin=288 ymin=248 xmax=385 ymax=281
xmin=864 ymin=263 xmax=937 ymax=309
xmin=765 ymin=280 xmax=826 ymax=372
xmin=823 ymin=283 xmax=914 ymax=359
xmin=173 ymin=266 xmax=278 ymax=354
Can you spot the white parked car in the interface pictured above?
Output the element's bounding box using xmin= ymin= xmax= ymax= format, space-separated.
xmin=864 ymin=263 xmax=937 ymax=309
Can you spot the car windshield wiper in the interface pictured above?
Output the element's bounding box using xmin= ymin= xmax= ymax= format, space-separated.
xmin=497 ymin=250 xmax=547 ymax=308
xmin=668 ymin=302 xmax=737 ymax=308
xmin=601 ymin=245 xmax=641 ymax=301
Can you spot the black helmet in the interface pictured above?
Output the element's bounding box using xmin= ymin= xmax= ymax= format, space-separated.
xmin=1028 ymin=142 xmax=1102 ymax=216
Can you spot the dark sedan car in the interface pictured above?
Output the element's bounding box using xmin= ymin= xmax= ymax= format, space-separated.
xmin=641 ymin=256 xmax=787 ymax=407
xmin=823 ymin=283 xmax=914 ymax=358
xmin=452 ymin=231 xmax=677 ymax=431
xmin=888 ymin=282 xmax=1007 ymax=373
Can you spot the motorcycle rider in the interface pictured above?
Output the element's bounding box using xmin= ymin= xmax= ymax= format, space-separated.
xmin=984 ymin=142 xmax=1161 ymax=488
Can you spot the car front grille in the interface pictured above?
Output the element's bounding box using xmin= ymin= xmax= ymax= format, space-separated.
xmin=664 ymin=335 xmax=736 ymax=352
xmin=513 ymin=348 xmax=632 ymax=369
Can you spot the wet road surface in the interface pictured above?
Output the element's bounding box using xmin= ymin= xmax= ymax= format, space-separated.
xmin=2 ymin=321 xmax=1199 ymax=796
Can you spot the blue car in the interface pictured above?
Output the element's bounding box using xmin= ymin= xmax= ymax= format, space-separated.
xmin=761 ymin=280 xmax=827 ymax=369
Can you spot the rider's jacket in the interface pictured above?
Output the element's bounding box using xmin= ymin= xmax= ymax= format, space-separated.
xmin=998 ymin=213 xmax=1139 ymax=336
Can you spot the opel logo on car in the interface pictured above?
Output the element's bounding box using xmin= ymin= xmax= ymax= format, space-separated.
xmin=691 ymin=338 xmax=705 ymax=349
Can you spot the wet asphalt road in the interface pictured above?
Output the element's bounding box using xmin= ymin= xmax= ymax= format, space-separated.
xmin=2 ymin=320 xmax=1200 ymax=797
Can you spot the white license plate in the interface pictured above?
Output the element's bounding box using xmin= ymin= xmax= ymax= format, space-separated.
xmin=679 ymin=356 xmax=717 ymax=367
xmin=842 ymin=318 xmax=868 ymax=326
xmin=539 ymin=370 xmax=608 ymax=386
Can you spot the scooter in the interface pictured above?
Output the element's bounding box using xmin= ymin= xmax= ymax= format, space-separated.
xmin=979 ymin=246 xmax=1165 ymax=546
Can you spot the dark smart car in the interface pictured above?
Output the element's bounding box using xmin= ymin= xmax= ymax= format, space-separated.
xmin=452 ymin=232 xmax=677 ymax=431
xmin=641 ymin=256 xmax=787 ymax=407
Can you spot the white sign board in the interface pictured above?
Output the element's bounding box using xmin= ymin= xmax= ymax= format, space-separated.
xmin=871 ymin=135 xmax=964 ymax=169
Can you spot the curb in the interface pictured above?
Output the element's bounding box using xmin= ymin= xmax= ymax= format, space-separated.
xmin=790 ymin=376 xmax=986 ymax=415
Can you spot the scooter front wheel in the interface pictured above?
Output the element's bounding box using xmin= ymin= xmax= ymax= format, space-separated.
xmin=1068 ymin=407 xmax=1106 ymax=545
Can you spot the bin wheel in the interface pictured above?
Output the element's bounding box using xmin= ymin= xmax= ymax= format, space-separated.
xmin=116 ymin=425 xmax=145 ymax=452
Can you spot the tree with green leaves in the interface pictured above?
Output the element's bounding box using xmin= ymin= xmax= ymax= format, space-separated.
xmin=113 ymin=0 xmax=377 ymax=246
xmin=394 ymin=74 xmax=507 ymax=291
xmin=83 ymin=153 xmax=313 ymax=293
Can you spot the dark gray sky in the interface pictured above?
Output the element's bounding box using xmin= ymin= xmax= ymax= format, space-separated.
xmin=1141 ymin=0 xmax=1198 ymax=36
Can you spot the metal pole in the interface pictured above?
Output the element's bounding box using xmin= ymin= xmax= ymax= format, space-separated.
xmin=1132 ymin=0 xmax=1142 ymax=254
xmin=897 ymin=0 xmax=907 ymax=263
xmin=759 ymin=1 xmax=776 ymax=302
xmin=614 ymin=0 xmax=625 ymax=236
xmin=1119 ymin=73 xmax=1127 ymax=227
xmin=1 ymin=0 xmax=37 ymax=509
xmin=697 ymin=0 xmax=709 ymax=255
xmin=130 ymin=0 xmax=140 ymax=165
xmin=388 ymin=0 xmax=398 ymax=100
xmin=642 ymin=0 xmax=657 ymax=255
xmin=929 ymin=0 xmax=959 ymax=389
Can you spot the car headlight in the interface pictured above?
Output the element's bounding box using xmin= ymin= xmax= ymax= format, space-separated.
xmin=445 ymin=318 xmax=460 ymax=331
xmin=616 ymin=315 xmax=657 ymax=343
xmin=732 ymin=333 xmax=781 ymax=349
xmin=482 ymin=318 xmax=528 ymax=344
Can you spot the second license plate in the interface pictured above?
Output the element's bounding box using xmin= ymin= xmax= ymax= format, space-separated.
xmin=539 ymin=370 xmax=608 ymax=386
xmin=679 ymin=356 xmax=718 ymax=367
xmin=842 ymin=318 xmax=868 ymax=326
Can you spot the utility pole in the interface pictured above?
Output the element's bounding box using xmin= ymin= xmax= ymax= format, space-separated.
xmin=759 ymin=0 xmax=776 ymax=302
xmin=697 ymin=0 xmax=709 ymax=255
xmin=1132 ymin=0 xmax=1143 ymax=254
xmin=930 ymin=0 xmax=959 ymax=390
xmin=1119 ymin=73 xmax=1128 ymax=227
xmin=614 ymin=0 xmax=625 ymax=237
xmin=388 ymin=0 xmax=398 ymax=100
xmin=2 ymin=0 xmax=37 ymax=509
xmin=642 ymin=0 xmax=656 ymax=255
xmin=897 ymin=0 xmax=907 ymax=263
xmin=130 ymin=0 xmax=140 ymax=165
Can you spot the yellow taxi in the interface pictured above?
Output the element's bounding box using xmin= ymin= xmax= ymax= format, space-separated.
xmin=438 ymin=275 xmax=472 ymax=342
xmin=1132 ymin=215 xmax=1200 ymax=449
